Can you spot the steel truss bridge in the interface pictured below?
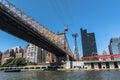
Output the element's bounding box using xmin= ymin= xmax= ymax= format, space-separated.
xmin=0 ymin=0 xmax=74 ymax=61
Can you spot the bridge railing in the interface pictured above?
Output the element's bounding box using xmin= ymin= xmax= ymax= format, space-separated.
xmin=0 ymin=0 xmax=73 ymax=57
xmin=0 ymin=0 xmax=44 ymax=33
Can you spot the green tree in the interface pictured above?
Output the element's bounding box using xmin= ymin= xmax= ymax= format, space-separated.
xmin=15 ymin=58 xmax=27 ymax=66
xmin=2 ymin=58 xmax=27 ymax=67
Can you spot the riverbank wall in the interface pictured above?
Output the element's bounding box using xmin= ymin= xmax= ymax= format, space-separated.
xmin=1 ymin=60 xmax=120 ymax=71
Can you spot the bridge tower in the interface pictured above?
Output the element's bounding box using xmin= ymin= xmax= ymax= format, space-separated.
xmin=64 ymin=26 xmax=69 ymax=61
xmin=72 ymin=33 xmax=79 ymax=61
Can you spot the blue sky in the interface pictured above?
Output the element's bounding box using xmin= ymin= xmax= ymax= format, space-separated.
xmin=0 ymin=0 xmax=120 ymax=56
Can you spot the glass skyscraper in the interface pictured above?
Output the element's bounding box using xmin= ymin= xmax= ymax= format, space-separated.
xmin=80 ymin=28 xmax=97 ymax=57
xmin=109 ymin=37 xmax=120 ymax=54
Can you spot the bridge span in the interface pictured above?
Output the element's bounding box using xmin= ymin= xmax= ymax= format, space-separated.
xmin=0 ymin=0 xmax=74 ymax=60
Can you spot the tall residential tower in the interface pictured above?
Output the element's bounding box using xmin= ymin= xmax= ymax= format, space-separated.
xmin=80 ymin=28 xmax=97 ymax=57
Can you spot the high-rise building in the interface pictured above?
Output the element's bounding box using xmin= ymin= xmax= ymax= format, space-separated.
xmin=11 ymin=46 xmax=23 ymax=58
xmin=1 ymin=46 xmax=24 ymax=65
xmin=23 ymin=45 xmax=29 ymax=58
xmin=1 ymin=50 xmax=11 ymax=65
xmin=108 ymin=37 xmax=120 ymax=54
xmin=80 ymin=28 xmax=97 ymax=57
xmin=26 ymin=44 xmax=47 ymax=64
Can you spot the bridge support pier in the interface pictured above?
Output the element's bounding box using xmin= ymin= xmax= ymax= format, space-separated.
xmin=101 ymin=63 xmax=106 ymax=69
xmin=94 ymin=63 xmax=99 ymax=69
xmin=109 ymin=62 xmax=114 ymax=69
xmin=118 ymin=62 xmax=120 ymax=69
xmin=84 ymin=63 xmax=91 ymax=69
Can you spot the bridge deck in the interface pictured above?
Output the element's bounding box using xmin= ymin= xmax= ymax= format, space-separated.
xmin=0 ymin=0 xmax=74 ymax=60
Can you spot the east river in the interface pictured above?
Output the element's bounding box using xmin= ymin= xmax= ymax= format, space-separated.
xmin=0 ymin=70 xmax=120 ymax=80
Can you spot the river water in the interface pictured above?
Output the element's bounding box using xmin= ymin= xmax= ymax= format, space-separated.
xmin=0 ymin=70 xmax=120 ymax=80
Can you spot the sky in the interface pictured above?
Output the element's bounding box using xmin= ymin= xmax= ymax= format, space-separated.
xmin=0 ymin=0 xmax=120 ymax=56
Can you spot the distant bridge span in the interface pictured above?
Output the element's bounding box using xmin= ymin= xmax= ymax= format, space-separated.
xmin=0 ymin=0 xmax=74 ymax=60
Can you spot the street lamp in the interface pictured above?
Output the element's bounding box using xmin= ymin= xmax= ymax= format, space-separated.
xmin=64 ymin=25 xmax=68 ymax=49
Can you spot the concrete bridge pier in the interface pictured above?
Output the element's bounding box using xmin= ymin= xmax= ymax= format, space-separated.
xmin=114 ymin=62 xmax=119 ymax=69
xmin=117 ymin=62 xmax=120 ymax=69
xmin=109 ymin=62 xmax=114 ymax=69
xmin=94 ymin=63 xmax=99 ymax=69
xmin=101 ymin=63 xmax=107 ymax=69
xmin=84 ymin=63 xmax=91 ymax=69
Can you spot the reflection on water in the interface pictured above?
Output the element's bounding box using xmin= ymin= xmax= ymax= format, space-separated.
xmin=0 ymin=70 xmax=120 ymax=80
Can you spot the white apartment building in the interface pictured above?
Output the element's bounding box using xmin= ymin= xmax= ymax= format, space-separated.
xmin=26 ymin=44 xmax=38 ymax=63
xmin=26 ymin=44 xmax=46 ymax=64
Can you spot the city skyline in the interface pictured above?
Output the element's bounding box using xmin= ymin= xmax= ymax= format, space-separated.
xmin=1 ymin=0 xmax=120 ymax=56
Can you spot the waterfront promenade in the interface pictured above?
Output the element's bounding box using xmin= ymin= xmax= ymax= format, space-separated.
xmin=1 ymin=60 xmax=120 ymax=71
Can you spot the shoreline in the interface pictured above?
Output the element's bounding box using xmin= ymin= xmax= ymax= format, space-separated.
xmin=20 ymin=68 xmax=120 ymax=71
xmin=0 ymin=66 xmax=120 ymax=71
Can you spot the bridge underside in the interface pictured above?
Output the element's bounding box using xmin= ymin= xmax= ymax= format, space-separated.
xmin=0 ymin=7 xmax=73 ymax=60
